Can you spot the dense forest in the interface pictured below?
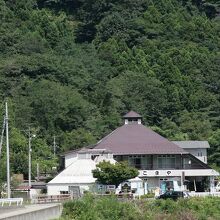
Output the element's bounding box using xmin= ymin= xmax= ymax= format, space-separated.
xmin=0 ymin=0 xmax=220 ymax=182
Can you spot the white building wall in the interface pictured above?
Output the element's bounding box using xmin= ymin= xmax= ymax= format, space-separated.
xmin=47 ymin=184 xmax=69 ymax=195
xmin=184 ymin=148 xmax=207 ymax=163
xmin=47 ymin=183 xmax=93 ymax=195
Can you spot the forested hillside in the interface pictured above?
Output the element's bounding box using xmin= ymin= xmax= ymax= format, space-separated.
xmin=0 ymin=0 xmax=220 ymax=180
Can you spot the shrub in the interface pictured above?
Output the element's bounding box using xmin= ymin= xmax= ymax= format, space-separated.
xmin=61 ymin=194 xmax=142 ymax=220
xmin=61 ymin=195 xmax=220 ymax=220
xmin=140 ymin=193 xmax=155 ymax=199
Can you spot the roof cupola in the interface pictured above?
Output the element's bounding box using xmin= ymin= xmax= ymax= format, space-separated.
xmin=123 ymin=111 xmax=142 ymax=125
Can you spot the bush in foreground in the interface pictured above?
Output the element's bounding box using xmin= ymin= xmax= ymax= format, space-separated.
xmin=60 ymin=195 xmax=220 ymax=220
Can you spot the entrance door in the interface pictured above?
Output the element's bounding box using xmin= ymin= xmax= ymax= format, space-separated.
xmin=69 ymin=186 xmax=81 ymax=199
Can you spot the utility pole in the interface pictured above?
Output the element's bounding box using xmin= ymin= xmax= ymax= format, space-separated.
xmin=28 ymin=127 xmax=32 ymax=189
xmin=5 ymin=102 xmax=10 ymax=198
xmin=36 ymin=163 xmax=39 ymax=182
xmin=53 ymin=135 xmax=56 ymax=156
xmin=22 ymin=127 xmax=35 ymax=198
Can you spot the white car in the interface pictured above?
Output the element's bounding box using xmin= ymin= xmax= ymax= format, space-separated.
xmin=216 ymin=182 xmax=220 ymax=192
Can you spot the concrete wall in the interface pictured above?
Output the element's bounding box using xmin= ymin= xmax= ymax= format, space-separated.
xmin=0 ymin=204 xmax=62 ymax=220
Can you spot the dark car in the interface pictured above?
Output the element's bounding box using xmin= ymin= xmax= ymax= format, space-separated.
xmin=157 ymin=191 xmax=189 ymax=200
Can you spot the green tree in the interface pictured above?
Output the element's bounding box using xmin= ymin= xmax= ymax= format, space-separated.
xmin=92 ymin=161 xmax=139 ymax=187
xmin=60 ymin=128 xmax=96 ymax=151
xmin=178 ymin=111 xmax=213 ymax=140
xmin=208 ymin=129 xmax=220 ymax=165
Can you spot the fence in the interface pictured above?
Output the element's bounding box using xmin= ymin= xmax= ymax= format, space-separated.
xmin=32 ymin=194 xmax=71 ymax=204
xmin=189 ymin=192 xmax=220 ymax=197
xmin=0 ymin=198 xmax=23 ymax=207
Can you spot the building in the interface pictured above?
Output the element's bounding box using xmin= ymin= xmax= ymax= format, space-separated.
xmin=48 ymin=111 xmax=219 ymax=195
xmin=47 ymin=149 xmax=116 ymax=195
xmin=172 ymin=141 xmax=209 ymax=164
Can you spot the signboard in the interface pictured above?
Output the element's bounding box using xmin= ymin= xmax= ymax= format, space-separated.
xmin=139 ymin=169 xmax=217 ymax=178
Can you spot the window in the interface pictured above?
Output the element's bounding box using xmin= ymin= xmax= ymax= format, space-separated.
xmin=158 ymin=157 xmax=164 ymax=168
xmin=134 ymin=158 xmax=141 ymax=169
xmin=129 ymin=156 xmax=142 ymax=169
xmin=166 ymin=157 xmax=175 ymax=168
xmin=128 ymin=155 xmax=151 ymax=169
xmin=183 ymin=158 xmax=191 ymax=169
xmin=197 ymin=152 xmax=203 ymax=156
xmin=60 ymin=191 xmax=69 ymax=194
xmin=91 ymin=155 xmax=99 ymax=160
xmin=128 ymin=119 xmax=138 ymax=124
xmin=158 ymin=155 xmax=175 ymax=169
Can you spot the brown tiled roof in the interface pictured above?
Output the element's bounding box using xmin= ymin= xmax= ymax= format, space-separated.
xmin=94 ymin=124 xmax=187 ymax=155
xmin=123 ymin=111 xmax=142 ymax=118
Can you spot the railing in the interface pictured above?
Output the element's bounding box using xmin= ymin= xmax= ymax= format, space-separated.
xmin=32 ymin=194 xmax=71 ymax=204
xmin=189 ymin=192 xmax=220 ymax=197
xmin=0 ymin=198 xmax=23 ymax=206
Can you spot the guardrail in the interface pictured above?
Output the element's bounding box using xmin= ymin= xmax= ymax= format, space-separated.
xmin=0 ymin=198 xmax=23 ymax=206
xmin=189 ymin=192 xmax=220 ymax=197
xmin=32 ymin=194 xmax=71 ymax=204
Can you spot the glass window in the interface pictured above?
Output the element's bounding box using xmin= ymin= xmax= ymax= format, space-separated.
xmin=128 ymin=119 xmax=138 ymax=124
xmin=134 ymin=158 xmax=141 ymax=169
xmin=128 ymin=156 xmax=143 ymax=169
xmin=197 ymin=151 xmax=203 ymax=157
xmin=60 ymin=191 xmax=69 ymax=194
xmin=158 ymin=155 xmax=176 ymax=169
xmin=166 ymin=157 xmax=175 ymax=168
xmin=158 ymin=157 xmax=164 ymax=168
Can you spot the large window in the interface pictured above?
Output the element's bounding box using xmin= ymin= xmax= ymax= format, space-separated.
xmin=129 ymin=157 xmax=141 ymax=169
xmin=158 ymin=155 xmax=176 ymax=169
xmin=134 ymin=158 xmax=141 ymax=169
xmin=128 ymin=155 xmax=151 ymax=169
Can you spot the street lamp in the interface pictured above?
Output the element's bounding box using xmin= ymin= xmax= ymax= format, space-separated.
xmin=28 ymin=131 xmax=36 ymax=189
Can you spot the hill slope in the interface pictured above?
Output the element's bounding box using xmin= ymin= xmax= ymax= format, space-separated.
xmin=0 ymin=0 xmax=220 ymax=180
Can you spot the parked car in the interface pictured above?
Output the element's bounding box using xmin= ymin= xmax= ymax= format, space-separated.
xmin=215 ymin=182 xmax=220 ymax=191
xmin=157 ymin=191 xmax=190 ymax=200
